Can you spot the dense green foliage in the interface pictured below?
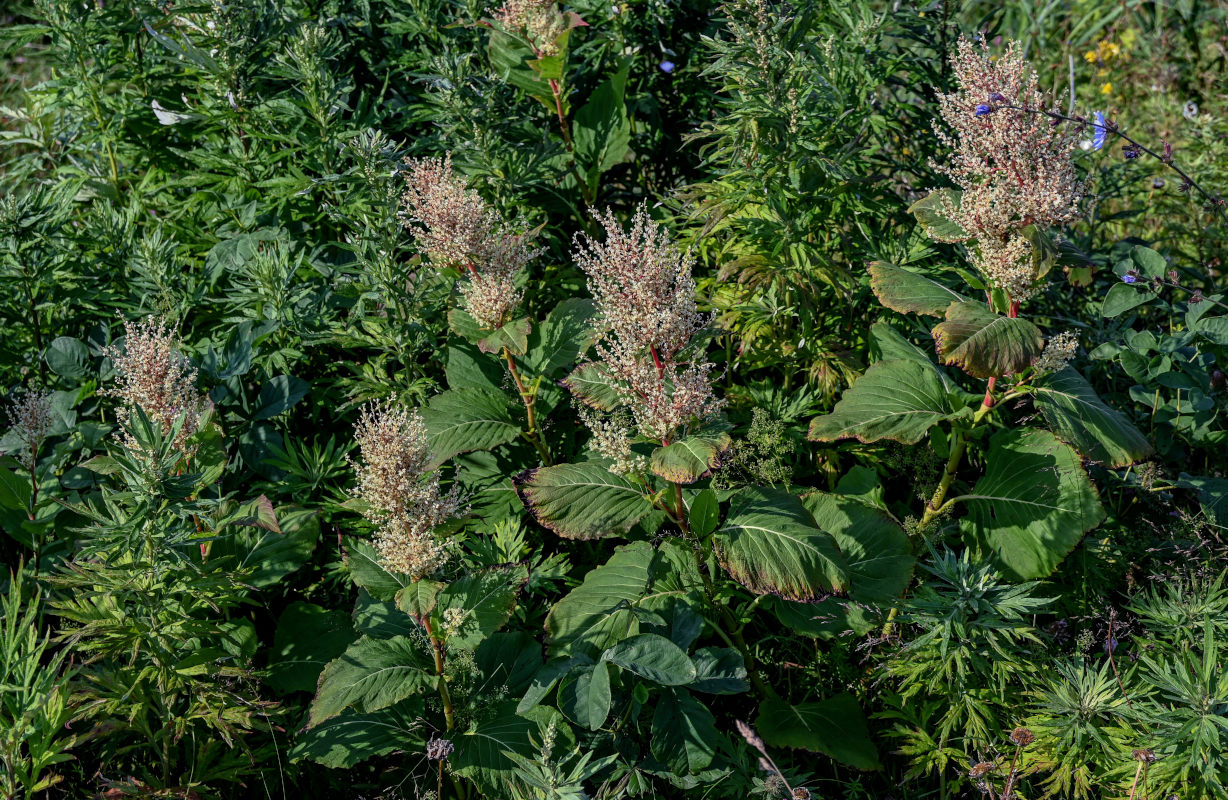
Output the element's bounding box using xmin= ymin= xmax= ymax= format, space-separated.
xmin=2 ymin=0 xmax=1228 ymax=798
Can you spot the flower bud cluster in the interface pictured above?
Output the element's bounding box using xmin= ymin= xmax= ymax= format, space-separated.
xmin=103 ymin=316 xmax=205 ymax=454
xmin=493 ymin=0 xmax=567 ymax=56
xmin=933 ymin=37 xmax=1083 ymax=302
xmin=1033 ymin=331 xmax=1079 ymax=374
xmin=402 ymin=154 xmax=541 ymax=329
xmin=573 ymin=206 xmax=723 ymax=442
xmin=6 ymin=388 xmax=53 ymax=471
xmin=349 ymin=400 xmax=461 ymax=578
xmin=577 ymin=407 xmax=646 ymax=474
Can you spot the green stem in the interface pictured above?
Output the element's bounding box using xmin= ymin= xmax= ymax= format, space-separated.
xmin=502 ymin=347 xmax=552 ymax=466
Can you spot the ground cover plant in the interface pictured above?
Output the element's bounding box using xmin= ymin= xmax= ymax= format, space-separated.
xmin=2 ymin=0 xmax=1228 ymax=798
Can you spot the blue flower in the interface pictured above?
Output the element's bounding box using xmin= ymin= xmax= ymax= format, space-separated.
xmin=974 ymin=104 xmax=992 ymax=117
xmin=659 ymin=60 xmax=675 ymax=74
xmin=1092 ymin=111 xmax=1108 ymax=151
xmin=1122 ymin=273 xmax=1137 ymax=284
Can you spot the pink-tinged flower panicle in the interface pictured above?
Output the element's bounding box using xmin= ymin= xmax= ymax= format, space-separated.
xmin=572 ymin=206 xmax=723 ymax=442
xmin=349 ymin=399 xmax=461 ymax=578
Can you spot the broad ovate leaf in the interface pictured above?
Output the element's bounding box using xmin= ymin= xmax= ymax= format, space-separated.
xmin=808 ymin=359 xmax=956 ymax=445
xmin=867 ymin=262 xmax=967 ymax=317
xmin=802 ymin=492 xmax=913 ymax=603
xmin=561 ymin=362 xmax=623 ymax=411
xmin=308 ymin=636 xmax=435 ymax=727
xmin=1031 ymin=367 xmax=1154 ymax=468
xmin=651 ymin=689 xmax=717 ymax=775
xmin=602 ymin=633 xmax=696 ymax=686
xmin=931 ymin=301 xmax=1044 ymax=378
xmin=713 ymin=488 xmax=848 ymax=601
xmin=448 ymin=308 xmax=532 ymax=355
xmin=515 ymin=462 xmax=651 ymax=540
xmin=421 ymin=387 xmax=521 ymax=467
xmin=960 ymin=428 xmax=1105 ymax=580
xmin=650 ymin=431 xmax=732 ymax=484
xmin=431 ymin=566 xmax=526 ymax=649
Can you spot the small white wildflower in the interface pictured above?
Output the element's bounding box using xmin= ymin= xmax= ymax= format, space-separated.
xmin=1034 ymin=330 xmax=1079 ymax=374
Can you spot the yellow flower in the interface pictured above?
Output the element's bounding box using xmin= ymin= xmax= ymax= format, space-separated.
xmin=1100 ymin=82 xmax=1113 ymax=95
xmin=1083 ymin=49 xmax=1098 ymax=64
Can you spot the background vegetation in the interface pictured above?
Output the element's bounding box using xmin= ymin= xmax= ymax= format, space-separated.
xmin=2 ymin=0 xmax=1227 ymax=798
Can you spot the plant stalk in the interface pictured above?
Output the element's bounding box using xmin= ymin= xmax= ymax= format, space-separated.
xmin=502 ymin=347 xmax=552 ymax=466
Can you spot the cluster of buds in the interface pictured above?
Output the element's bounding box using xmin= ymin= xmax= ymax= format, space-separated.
xmin=932 ymin=37 xmax=1083 ymax=303
xmin=1033 ymin=331 xmax=1078 ymax=374
xmin=577 ymin=407 xmax=646 ymax=474
xmin=402 ymin=154 xmax=541 ymax=330
xmin=103 ymin=316 xmax=206 ymax=454
xmin=573 ymin=206 xmax=723 ymax=442
xmin=492 ymin=0 xmax=568 ymax=56
xmin=349 ymin=400 xmax=461 ymax=578
xmin=6 ymin=388 xmax=53 ymax=472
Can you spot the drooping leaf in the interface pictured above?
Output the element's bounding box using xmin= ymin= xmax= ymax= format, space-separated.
xmin=931 ymin=301 xmax=1044 ymax=378
xmin=651 ymin=689 xmax=717 ymax=774
xmin=558 ymin=662 xmax=612 ymax=730
xmin=755 ymin=695 xmax=881 ymax=770
xmin=448 ymin=308 xmax=532 ymax=355
xmin=291 ymin=700 xmax=423 ymax=768
xmin=802 ymin=493 xmax=913 ymax=603
xmin=561 ymin=362 xmax=623 ymax=411
xmin=650 ymin=431 xmax=732 ymax=484
xmin=868 ymin=262 xmax=967 ymax=317
xmin=421 ymin=387 xmax=521 ymax=467
xmin=514 ymin=462 xmax=651 ymax=540
xmin=431 ymin=566 xmax=526 ymax=649
xmin=602 ymin=633 xmax=696 ymax=686
xmin=1031 ymin=367 xmax=1154 ymax=467
xmin=308 ymin=636 xmax=435 ymax=726
xmin=713 ymin=488 xmax=848 ymax=601
xmin=908 ymin=189 xmax=969 ymax=242
xmin=960 ymin=428 xmax=1106 ymax=579
xmin=265 ymin=602 xmax=357 ymax=695
xmin=808 ymin=359 xmax=956 ymax=445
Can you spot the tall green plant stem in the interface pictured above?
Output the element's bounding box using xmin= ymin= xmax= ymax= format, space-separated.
xmin=421 ymin=615 xmax=467 ymax=800
xmin=502 ymin=348 xmax=552 ymax=466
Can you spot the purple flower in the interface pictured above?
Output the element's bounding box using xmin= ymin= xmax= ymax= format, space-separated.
xmin=1122 ymin=273 xmax=1137 ymax=284
xmin=1092 ymin=111 xmax=1108 ymax=151
xmin=974 ymin=104 xmax=992 ymax=116
xmin=659 ymin=60 xmax=675 ymax=74
xmin=988 ymin=92 xmax=1005 ymax=103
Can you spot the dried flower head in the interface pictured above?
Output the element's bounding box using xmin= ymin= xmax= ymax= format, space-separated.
xmin=103 ymin=316 xmax=205 ymax=453
xmin=1133 ymin=748 xmax=1157 ymax=764
xmin=6 ymin=388 xmax=53 ymax=471
xmin=968 ymin=761 xmax=995 ymax=779
xmin=349 ymin=400 xmax=461 ymax=578
xmin=493 ymin=0 xmax=567 ymax=56
xmin=426 ymin=737 xmax=454 ymax=760
xmin=792 ymin=789 xmax=812 ymax=800
xmin=402 ymin=154 xmax=540 ymax=328
xmin=1009 ymin=726 xmax=1036 ymax=747
xmin=1033 ymin=331 xmax=1078 ymax=374
xmin=932 ymin=37 xmax=1083 ymax=302
xmin=573 ymin=206 xmax=723 ymax=441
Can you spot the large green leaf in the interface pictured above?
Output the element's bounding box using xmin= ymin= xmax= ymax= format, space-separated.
xmin=808 ymin=359 xmax=956 ymax=445
xmin=450 ymin=707 xmax=539 ymax=791
xmin=931 ymin=301 xmax=1044 ymax=378
xmin=561 ymin=362 xmax=623 ymax=411
xmin=265 ymin=602 xmax=356 ymax=695
xmin=475 ymin=632 xmax=543 ymax=699
xmin=651 ymin=689 xmax=717 ymax=774
xmin=959 ymin=429 xmax=1105 ymax=579
xmin=574 ymin=58 xmax=632 ymax=183
xmin=802 ymin=493 xmax=913 ymax=603
xmin=545 ymin=541 xmax=692 ymax=655
xmin=213 ymin=505 xmax=319 ymax=588
xmin=868 ymin=262 xmax=967 ymax=317
xmin=1101 ymin=281 xmax=1156 ymax=318
xmin=713 ymin=488 xmax=848 ymax=601
xmin=308 ymin=636 xmax=435 ymax=726
xmin=515 ymin=462 xmax=651 ymax=540
xmin=431 ymin=566 xmax=525 ymax=649
xmin=421 ymin=387 xmax=521 ymax=467
xmin=755 ymin=695 xmax=881 ymax=770
xmin=558 ymin=662 xmax=611 ymax=730
xmin=602 ymin=633 xmax=696 ymax=686
xmin=290 ymin=700 xmax=423 ymax=768
xmin=346 ymin=538 xmax=413 ymax=601
xmin=650 ymin=431 xmax=732 ymax=484
xmin=449 ymin=308 xmax=532 ymax=356
xmin=1031 ymin=367 xmax=1154 ymax=467
xmin=687 ymin=647 xmax=748 ymax=695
